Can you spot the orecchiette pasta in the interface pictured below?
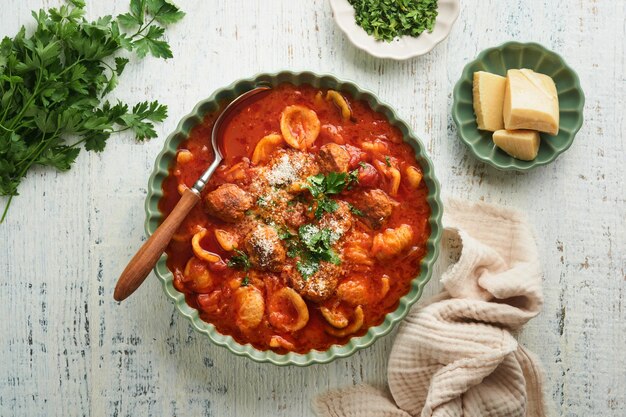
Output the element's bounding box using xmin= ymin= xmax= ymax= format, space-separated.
xmin=280 ymin=105 xmax=321 ymax=150
xmin=214 ymin=229 xmax=237 ymax=251
xmin=336 ymin=276 xmax=370 ymax=306
xmin=325 ymin=306 xmax=364 ymax=337
xmin=343 ymin=232 xmax=373 ymax=266
xmin=191 ymin=228 xmax=221 ymax=262
xmin=371 ymin=224 xmax=414 ymax=260
xmin=320 ymin=306 xmax=349 ymax=329
xmin=405 ymin=166 xmax=423 ymax=189
xmin=325 ymin=90 xmax=352 ymax=121
xmin=183 ymin=257 xmax=213 ymax=293
xmin=268 ymin=287 xmax=309 ymax=332
xmin=373 ymin=159 xmax=401 ymax=196
xmin=235 ymin=286 xmax=265 ymax=330
xmin=387 ymin=167 xmax=401 ymax=196
xmin=361 ymin=140 xmax=388 ymax=154
xmin=252 ymin=134 xmax=284 ymax=164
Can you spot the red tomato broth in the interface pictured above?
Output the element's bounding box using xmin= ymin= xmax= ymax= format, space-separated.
xmin=159 ymin=83 xmax=431 ymax=354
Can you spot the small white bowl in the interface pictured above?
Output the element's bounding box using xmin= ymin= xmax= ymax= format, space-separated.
xmin=329 ymin=0 xmax=460 ymax=60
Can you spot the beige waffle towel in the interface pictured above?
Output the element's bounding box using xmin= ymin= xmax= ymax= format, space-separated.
xmin=314 ymin=199 xmax=546 ymax=417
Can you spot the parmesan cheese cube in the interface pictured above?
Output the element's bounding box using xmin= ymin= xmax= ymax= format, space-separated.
xmin=492 ymin=129 xmax=540 ymax=161
xmin=503 ymin=69 xmax=559 ymax=135
xmin=472 ymin=71 xmax=507 ymax=132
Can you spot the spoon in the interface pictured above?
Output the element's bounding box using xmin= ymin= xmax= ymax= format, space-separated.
xmin=114 ymin=85 xmax=271 ymax=302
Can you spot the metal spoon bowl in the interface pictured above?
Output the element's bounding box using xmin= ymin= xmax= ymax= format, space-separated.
xmin=114 ymin=86 xmax=271 ymax=302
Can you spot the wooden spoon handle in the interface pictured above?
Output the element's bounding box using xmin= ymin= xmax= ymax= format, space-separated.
xmin=114 ymin=188 xmax=201 ymax=301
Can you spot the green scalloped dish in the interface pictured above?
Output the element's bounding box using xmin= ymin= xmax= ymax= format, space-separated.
xmin=145 ymin=71 xmax=443 ymax=366
xmin=452 ymin=42 xmax=585 ymax=171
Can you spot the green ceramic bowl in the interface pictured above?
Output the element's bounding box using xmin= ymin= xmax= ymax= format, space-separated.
xmin=451 ymin=42 xmax=585 ymax=171
xmin=145 ymin=71 xmax=443 ymax=366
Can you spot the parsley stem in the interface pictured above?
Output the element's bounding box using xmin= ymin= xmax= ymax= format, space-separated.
xmin=130 ymin=12 xmax=160 ymax=39
xmin=13 ymin=132 xmax=56 ymax=170
xmin=0 ymin=70 xmax=15 ymax=124
xmin=7 ymin=68 xmax=43 ymax=130
xmin=1 ymin=129 xmax=55 ymax=223
xmin=0 ymin=195 xmax=14 ymax=224
xmin=67 ymin=127 xmax=131 ymax=149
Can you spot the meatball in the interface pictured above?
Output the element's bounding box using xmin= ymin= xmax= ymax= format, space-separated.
xmin=289 ymin=262 xmax=341 ymax=302
xmin=317 ymin=143 xmax=350 ymax=173
xmin=204 ymin=184 xmax=253 ymax=223
xmin=245 ymin=224 xmax=286 ymax=272
xmin=319 ymin=200 xmax=353 ymax=238
xmin=352 ymin=189 xmax=394 ymax=230
xmin=284 ymin=201 xmax=307 ymax=228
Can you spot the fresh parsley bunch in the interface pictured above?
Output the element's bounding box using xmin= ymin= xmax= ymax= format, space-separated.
xmin=0 ymin=0 xmax=184 ymax=222
xmin=348 ymin=0 xmax=439 ymax=42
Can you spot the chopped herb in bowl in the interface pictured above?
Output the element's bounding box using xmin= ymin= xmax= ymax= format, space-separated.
xmin=348 ymin=0 xmax=439 ymax=42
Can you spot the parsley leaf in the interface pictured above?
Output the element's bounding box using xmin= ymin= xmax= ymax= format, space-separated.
xmin=146 ymin=0 xmax=186 ymax=24
xmin=324 ymin=172 xmax=348 ymax=194
xmin=296 ymin=224 xmax=341 ymax=279
xmin=0 ymin=0 xmax=184 ymax=222
xmin=304 ymin=170 xmax=360 ymax=219
xmin=305 ymin=170 xmax=359 ymax=197
xmin=240 ymin=275 xmax=250 ymax=287
xmin=296 ymin=260 xmax=319 ymax=280
xmin=385 ymin=156 xmax=392 ymax=167
xmin=281 ymin=223 xmax=342 ymax=280
xmin=227 ymin=249 xmax=251 ymax=271
xmin=349 ymin=204 xmax=364 ymax=217
xmin=314 ymin=196 xmax=338 ymax=219
xmin=133 ymin=25 xmax=173 ymax=59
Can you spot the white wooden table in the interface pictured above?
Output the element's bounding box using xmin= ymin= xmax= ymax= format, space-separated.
xmin=1 ymin=0 xmax=624 ymax=416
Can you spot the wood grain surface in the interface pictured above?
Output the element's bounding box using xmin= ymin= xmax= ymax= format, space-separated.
xmin=1 ymin=0 xmax=624 ymax=416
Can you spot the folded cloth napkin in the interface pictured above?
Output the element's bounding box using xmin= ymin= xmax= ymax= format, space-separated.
xmin=314 ymin=199 xmax=546 ymax=417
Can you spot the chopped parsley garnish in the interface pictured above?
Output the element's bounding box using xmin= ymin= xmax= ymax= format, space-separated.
xmin=385 ymin=156 xmax=392 ymax=167
xmin=305 ymin=172 xmax=352 ymax=197
xmin=348 ymin=0 xmax=438 ymax=43
xmin=240 ymin=275 xmax=250 ymax=287
xmin=296 ymin=260 xmax=319 ymax=279
xmin=349 ymin=204 xmax=364 ymax=217
xmin=257 ymin=196 xmax=268 ymax=207
xmin=273 ymin=223 xmax=294 ymax=241
xmin=227 ymin=249 xmax=251 ymax=271
xmin=347 ymin=168 xmax=360 ymax=189
xmin=281 ymin=224 xmax=341 ymax=280
xmin=315 ymin=197 xmax=339 ymax=219
xmin=304 ymin=170 xmax=360 ymax=219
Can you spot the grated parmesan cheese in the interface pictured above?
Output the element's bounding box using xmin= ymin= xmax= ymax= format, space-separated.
xmin=266 ymin=154 xmax=302 ymax=186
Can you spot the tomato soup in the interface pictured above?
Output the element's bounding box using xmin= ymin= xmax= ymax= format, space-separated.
xmin=159 ymin=84 xmax=430 ymax=353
